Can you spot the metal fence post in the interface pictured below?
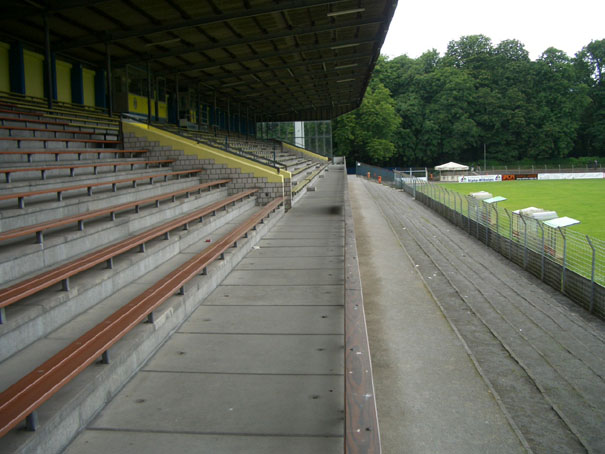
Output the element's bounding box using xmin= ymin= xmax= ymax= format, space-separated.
xmin=538 ymin=221 xmax=545 ymax=281
xmin=475 ymin=203 xmax=480 ymax=240
xmin=453 ymin=191 xmax=457 ymax=224
xmin=457 ymin=193 xmax=464 ymax=229
xmin=467 ymin=197 xmax=471 ymax=234
xmin=492 ymin=204 xmax=499 ymax=252
xmin=558 ymin=227 xmax=567 ymax=293
xmin=586 ymin=235 xmax=595 ymax=312
xmin=504 ymin=208 xmax=512 ymax=259
xmin=519 ymin=214 xmax=528 ymax=269
xmin=484 ymin=203 xmax=489 ymax=245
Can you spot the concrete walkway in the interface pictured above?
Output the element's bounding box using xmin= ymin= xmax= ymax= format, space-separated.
xmin=65 ymin=167 xmax=346 ymax=453
xmin=352 ymin=177 xmax=605 ymax=454
xmin=349 ymin=176 xmax=526 ymax=454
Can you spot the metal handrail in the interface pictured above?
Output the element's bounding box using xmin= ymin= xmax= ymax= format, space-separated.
xmin=133 ymin=117 xmax=288 ymax=171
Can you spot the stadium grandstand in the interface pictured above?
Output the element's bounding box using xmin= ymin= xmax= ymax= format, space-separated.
xmin=2 ymin=1 xmax=604 ymax=454
xmin=0 ymin=1 xmax=395 ymax=453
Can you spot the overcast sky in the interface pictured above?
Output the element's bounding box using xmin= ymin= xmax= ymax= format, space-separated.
xmin=381 ymin=0 xmax=605 ymax=61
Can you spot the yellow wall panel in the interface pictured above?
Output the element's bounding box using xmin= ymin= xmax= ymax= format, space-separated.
xmin=128 ymin=93 xmax=150 ymax=115
xmin=56 ymin=60 xmax=72 ymax=103
xmin=23 ymin=50 xmax=44 ymax=98
xmin=129 ymin=94 xmax=169 ymax=118
xmin=158 ymin=102 xmax=168 ymax=119
xmin=83 ymin=68 xmax=95 ymax=106
xmin=0 ymin=42 xmax=10 ymax=93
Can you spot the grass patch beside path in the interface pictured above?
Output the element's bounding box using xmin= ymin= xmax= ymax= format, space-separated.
xmin=440 ymin=179 xmax=605 ymax=240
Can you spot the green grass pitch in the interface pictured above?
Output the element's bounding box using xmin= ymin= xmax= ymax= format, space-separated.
xmin=440 ymin=179 xmax=605 ymax=240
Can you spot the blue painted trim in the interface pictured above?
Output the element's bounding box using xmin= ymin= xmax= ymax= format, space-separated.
xmin=95 ymin=69 xmax=106 ymax=107
xmin=71 ymin=63 xmax=83 ymax=104
xmin=9 ymin=42 xmax=25 ymax=94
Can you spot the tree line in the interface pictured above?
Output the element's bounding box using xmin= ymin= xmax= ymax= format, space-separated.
xmin=333 ymin=36 xmax=605 ymax=168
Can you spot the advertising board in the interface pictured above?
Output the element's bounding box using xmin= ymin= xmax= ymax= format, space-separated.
xmin=458 ymin=175 xmax=502 ymax=183
xmin=537 ymin=172 xmax=604 ymax=180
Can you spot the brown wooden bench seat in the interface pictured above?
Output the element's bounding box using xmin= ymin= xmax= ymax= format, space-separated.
xmin=0 ymin=137 xmax=120 ymax=148
xmin=0 ymin=107 xmax=46 ymax=119
xmin=0 ymin=169 xmax=203 ymax=208
xmin=0 ymin=196 xmax=282 ymax=436
xmin=0 ymin=149 xmax=147 ymax=162
xmin=0 ymin=159 xmax=174 ymax=183
xmin=64 ymin=122 xmax=120 ymax=132
xmin=0 ymin=187 xmax=260 ymax=312
xmin=0 ymin=125 xmax=115 ymax=138
xmin=0 ymin=106 xmax=118 ymax=126
xmin=0 ymin=100 xmax=116 ymax=123
xmin=0 ymin=115 xmax=70 ymax=128
xmin=0 ymin=179 xmax=230 ymax=245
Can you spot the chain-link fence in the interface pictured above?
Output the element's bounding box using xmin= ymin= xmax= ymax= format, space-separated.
xmin=356 ymin=161 xmax=396 ymax=182
xmin=385 ymin=176 xmax=605 ymax=319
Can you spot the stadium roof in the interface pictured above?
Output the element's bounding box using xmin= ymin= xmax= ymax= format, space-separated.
xmin=0 ymin=0 xmax=397 ymax=121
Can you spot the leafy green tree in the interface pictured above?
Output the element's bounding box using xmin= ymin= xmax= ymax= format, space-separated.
xmin=575 ymin=40 xmax=605 ymax=155
xmin=333 ymin=81 xmax=400 ymax=165
xmin=332 ymin=36 xmax=604 ymax=168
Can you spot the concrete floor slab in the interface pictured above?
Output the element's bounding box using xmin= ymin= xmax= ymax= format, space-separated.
xmin=349 ymin=177 xmax=525 ymax=454
xmin=202 ymin=284 xmax=343 ymax=306
xmin=269 ymin=225 xmax=344 ymax=233
xmin=259 ymin=238 xmax=343 ymax=247
xmin=247 ymin=246 xmax=343 ymax=257
xmin=142 ymin=333 xmax=344 ymax=374
xmin=64 ymin=431 xmax=342 ymax=454
xmin=89 ymin=372 xmax=344 ymax=436
xmin=222 ymin=269 xmax=344 ymax=286
xmin=237 ymin=256 xmax=344 ymax=270
xmin=181 ymin=305 xmax=345 ymax=334
xmin=264 ymin=231 xmax=344 ymax=239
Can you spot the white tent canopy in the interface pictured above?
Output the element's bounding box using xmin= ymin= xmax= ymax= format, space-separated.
xmin=435 ymin=162 xmax=469 ymax=171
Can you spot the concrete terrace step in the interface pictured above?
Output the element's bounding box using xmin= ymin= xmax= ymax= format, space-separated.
xmin=0 ymin=159 xmax=173 ymax=184
xmin=0 ymin=185 xmax=232 ymax=283
xmin=0 ymin=126 xmax=118 ymax=141
xmin=0 ymin=101 xmax=118 ymax=125
xmin=0 ymin=137 xmax=121 ymax=150
xmin=0 ymin=192 xmax=260 ymax=362
xmin=0 ymin=149 xmax=147 ymax=163
xmin=0 ymin=109 xmax=118 ymax=131
xmin=0 ymin=173 xmax=204 ymax=230
xmin=0 ymin=180 xmax=230 ymax=246
xmin=0 ymin=200 xmax=284 ymax=454
xmin=0 ymin=166 xmax=187 ymax=195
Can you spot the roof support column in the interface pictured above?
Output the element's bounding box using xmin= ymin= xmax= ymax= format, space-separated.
xmin=227 ymin=97 xmax=231 ymax=136
xmin=147 ymin=61 xmax=152 ymax=126
xmin=105 ymin=43 xmax=113 ymax=116
xmin=175 ymin=73 xmax=180 ymax=126
xmin=154 ymin=78 xmax=159 ymax=121
xmin=197 ymin=85 xmax=201 ymax=130
xmin=43 ymin=15 xmax=53 ymax=110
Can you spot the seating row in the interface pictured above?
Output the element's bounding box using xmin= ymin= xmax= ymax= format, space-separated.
xmin=0 ymin=94 xmax=288 ymax=454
